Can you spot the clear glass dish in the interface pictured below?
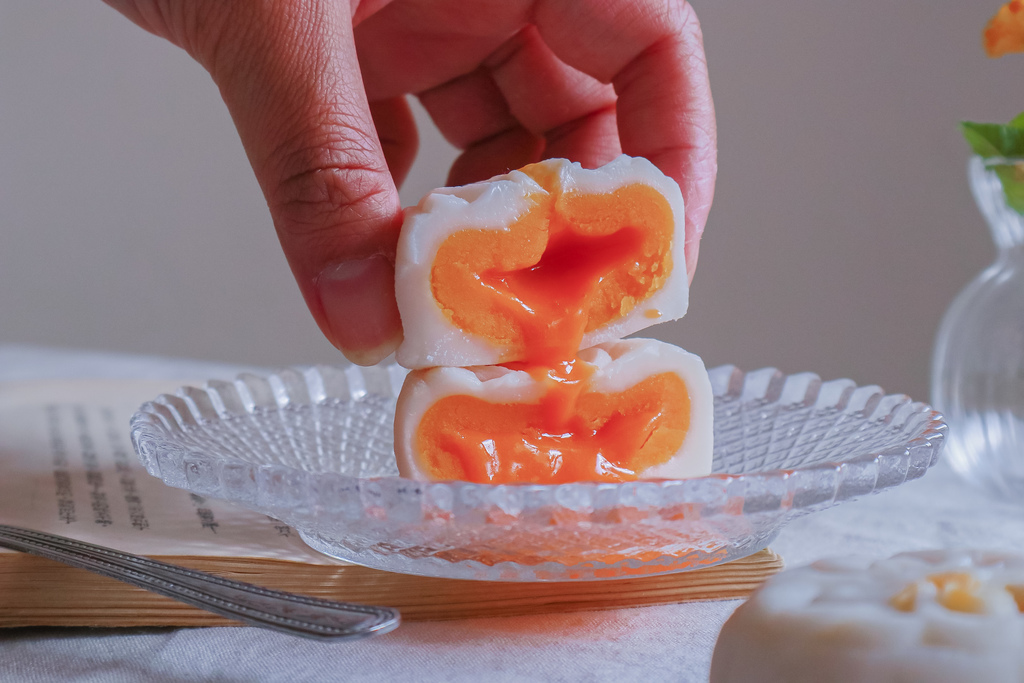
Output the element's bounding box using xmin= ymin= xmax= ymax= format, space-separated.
xmin=130 ymin=364 xmax=945 ymax=582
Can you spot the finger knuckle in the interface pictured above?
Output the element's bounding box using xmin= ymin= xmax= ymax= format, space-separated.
xmin=270 ymin=137 xmax=395 ymax=248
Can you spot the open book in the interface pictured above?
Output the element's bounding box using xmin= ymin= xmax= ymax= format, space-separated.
xmin=0 ymin=378 xmax=782 ymax=628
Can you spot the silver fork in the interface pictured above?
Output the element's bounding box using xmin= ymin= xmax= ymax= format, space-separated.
xmin=0 ymin=524 xmax=400 ymax=641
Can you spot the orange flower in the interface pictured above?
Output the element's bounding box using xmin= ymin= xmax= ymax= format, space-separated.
xmin=985 ymin=0 xmax=1024 ymax=57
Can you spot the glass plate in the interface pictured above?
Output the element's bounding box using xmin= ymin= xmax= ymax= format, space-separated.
xmin=130 ymin=364 xmax=945 ymax=581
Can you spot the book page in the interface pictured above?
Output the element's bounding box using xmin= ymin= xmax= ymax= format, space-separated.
xmin=0 ymin=379 xmax=339 ymax=564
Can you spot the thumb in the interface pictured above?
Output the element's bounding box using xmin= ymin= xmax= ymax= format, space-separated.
xmin=106 ymin=0 xmax=406 ymax=365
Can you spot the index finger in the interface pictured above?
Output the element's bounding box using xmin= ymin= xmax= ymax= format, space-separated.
xmin=534 ymin=0 xmax=716 ymax=280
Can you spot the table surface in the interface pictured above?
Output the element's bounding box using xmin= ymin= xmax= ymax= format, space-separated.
xmin=2 ymin=344 xmax=1022 ymax=683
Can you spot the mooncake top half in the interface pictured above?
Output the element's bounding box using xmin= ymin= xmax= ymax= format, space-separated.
xmin=394 ymin=155 xmax=688 ymax=369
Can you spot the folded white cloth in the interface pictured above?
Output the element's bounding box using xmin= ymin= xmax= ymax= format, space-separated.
xmin=3 ymin=345 xmax=1022 ymax=683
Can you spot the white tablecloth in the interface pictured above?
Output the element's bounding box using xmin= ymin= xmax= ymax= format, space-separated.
xmin=2 ymin=344 xmax=1022 ymax=683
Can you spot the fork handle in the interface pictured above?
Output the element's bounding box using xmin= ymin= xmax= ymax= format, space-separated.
xmin=0 ymin=524 xmax=400 ymax=641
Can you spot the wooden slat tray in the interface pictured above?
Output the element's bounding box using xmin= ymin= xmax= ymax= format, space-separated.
xmin=0 ymin=548 xmax=782 ymax=628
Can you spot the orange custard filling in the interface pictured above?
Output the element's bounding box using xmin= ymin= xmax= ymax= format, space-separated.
xmin=414 ymin=367 xmax=691 ymax=484
xmin=430 ymin=162 xmax=674 ymax=363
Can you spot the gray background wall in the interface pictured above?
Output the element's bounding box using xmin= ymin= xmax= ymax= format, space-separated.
xmin=1 ymin=2 xmax=1018 ymax=401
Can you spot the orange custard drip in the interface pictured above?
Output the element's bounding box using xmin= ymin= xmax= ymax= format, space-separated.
xmin=415 ymin=370 xmax=690 ymax=484
xmin=483 ymin=227 xmax=644 ymax=366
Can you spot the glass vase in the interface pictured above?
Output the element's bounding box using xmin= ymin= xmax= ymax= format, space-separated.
xmin=932 ymin=156 xmax=1024 ymax=502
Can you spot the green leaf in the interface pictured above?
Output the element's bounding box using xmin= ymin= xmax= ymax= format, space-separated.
xmin=993 ymin=165 xmax=1024 ymax=214
xmin=961 ymin=114 xmax=1024 ymax=216
xmin=961 ymin=122 xmax=1004 ymax=156
xmin=960 ymin=120 xmax=1024 ymax=158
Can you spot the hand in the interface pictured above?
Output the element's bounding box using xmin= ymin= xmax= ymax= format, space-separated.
xmin=103 ymin=0 xmax=716 ymax=365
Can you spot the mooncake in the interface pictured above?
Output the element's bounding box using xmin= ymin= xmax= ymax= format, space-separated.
xmin=394 ymin=155 xmax=688 ymax=369
xmin=711 ymin=550 xmax=1024 ymax=683
xmin=393 ymin=338 xmax=713 ymax=484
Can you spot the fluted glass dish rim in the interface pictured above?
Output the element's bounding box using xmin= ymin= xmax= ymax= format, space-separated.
xmin=130 ymin=363 xmax=946 ymax=582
